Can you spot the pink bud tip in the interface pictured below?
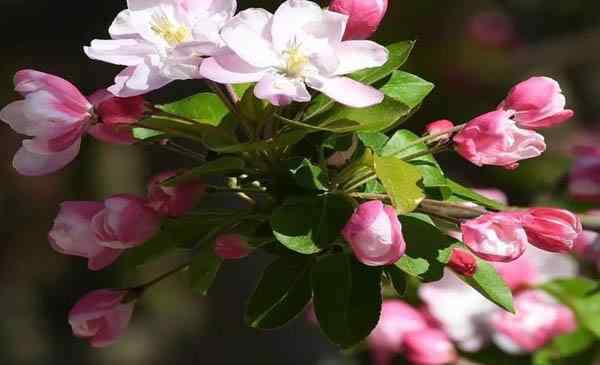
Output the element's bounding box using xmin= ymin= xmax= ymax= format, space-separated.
xmin=521 ymin=208 xmax=582 ymax=253
xmin=329 ymin=0 xmax=388 ymax=40
xmin=448 ymin=248 xmax=478 ymax=276
xmin=425 ymin=119 xmax=455 ymax=137
xmin=146 ymin=171 xmax=207 ymax=218
xmin=214 ymin=234 xmax=251 ymax=260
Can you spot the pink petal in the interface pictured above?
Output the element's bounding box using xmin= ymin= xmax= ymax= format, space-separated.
xmin=84 ymin=39 xmax=154 ymax=66
xmin=199 ymin=55 xmax=265 ymax=83
xmin=108 ymin=64 xmax=172 ymax=97
xmin=308 ymin=76 xmax=383 ymax=107
xmin=254 ymin=74 xmax=311 ymax=106
xmin=13 ymin=138 xmax=81 ymax=176
xmin=334 ymin=40 xmax=389 ymax=75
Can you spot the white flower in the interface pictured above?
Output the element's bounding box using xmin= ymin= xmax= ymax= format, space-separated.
xmin=85 ymin=0 xmax=237 ymax=96
xmin=200 ymin=0 xmax=389 ymax=107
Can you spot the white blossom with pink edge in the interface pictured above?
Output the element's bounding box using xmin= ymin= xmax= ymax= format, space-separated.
xmin=200 ymin=0 xmax=388 ymax=107
xmin=69 ymin=289 xmax=135 ymax=348
xmin=84 ymin=0 xmax=237 ymax=97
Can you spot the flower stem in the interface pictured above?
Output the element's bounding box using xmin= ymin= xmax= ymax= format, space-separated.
xmin=273 ymin=113 xmax=333 ymax=132
xmin=342 ymin=172 xmax=377 ymax=192
xmin=206 ymin=80 xmax=253 ymax=139
xmin=385 ymin=124 xmax=466 ymax=156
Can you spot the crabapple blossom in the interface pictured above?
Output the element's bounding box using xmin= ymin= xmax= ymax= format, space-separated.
xmin=341 ymin=200 xmax=406 ymax=266
xmin=49 ymin=195 xmax=161 ymax=270
xmin=146 ymin=170 xmax=207 ymax=217
xmin=85 ymin=0 xmax=237 ymax=96
xmin=200 ymin=0 xmax=388 ymax=107
xmin=521 ymin=208 xmax=582 ymax=253
xmin=490 ymin=290 xmax=576 ymax=353
xmin=329 ymin=0 xmax=388 ymax=40
xmin=573 ymin=229 xmax=600 ymax=269
xmin=473 ymin=188 xmax=508 ymax=205
xmin=214 ymin=234 xmax=251 ymax=259
xmin=499 ymin=77 xmax=574 ymax=129
xmin=461 ymin=212 xmax=528 ymax=262
xmin=87 ymin=89 xmax=146 ymax=144
xmin=69 ymin=289 xmax=135 ymax=347
xmin=403 ymin=329 xmax=458 ymax=365
xmin=0 ymin=70 xmax=93 ymax=176
xmin=569 ymin=145 xmax=600 ymax=203
xmin=367 ymin=300 xmax=429 ymax=365
xmin=425 ymin=119 xmax=455 ymax=139
xmin=448 ymin=248 xmax=478 ymax=276
xmin=453 ymin=110 xmax=546 ymax=169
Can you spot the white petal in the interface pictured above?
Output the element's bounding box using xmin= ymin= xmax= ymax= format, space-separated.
xmin=271 ymin=0 xmax=324 ymax=51
xmin=84 ymin=39 xmax=154 ymax=66
xmin=0 ymin=101 xmax=39 ymax=136
xmin=108 ymin=63 xmax=172 ymax=97
xmin=200 ymin=54 xmax=265 ymax=83
xmin=334 ymin=40 xmax=389 ymax=75
xmin=307 ymin=76 xmax=383 ymax=107
xmin=254 ymin=73 xmax=311 ymax=106
xmin=109 ymin=10 xmax=139 ymax=39
xmin=221 ymin=8 xmax=278 ymax=68
xmin=13 ymin=138 xmax=81 ymax=176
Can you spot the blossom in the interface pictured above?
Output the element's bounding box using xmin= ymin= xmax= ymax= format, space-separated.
xmin=342 ymin=200 xmax=406 ymax=266
xmin=521 ymin=208 xmax=582 ymax=253
xmin=447 ymin=248 xmax=478 ymax=276
xmin=69 ymin=289 xmax=135 ymax=347
xmin=84 ymin=0 xmax=237 ymax=96
xmin=425 ymin=119 xmax=455 ymax=141
xmin=461 ymin=212 xmax=528 ymax=262
xmin=0 ymin=70 xmax=93 ymax=176
xmin=367 ymin=300 xmax=429 ymax=365
xmin=49 ymin=195 xmax=161 ymax=270
xmin=329 ymin=0 xmax=388 ymax=40
xmin=498 ymin=76 xmax=574 ymax=129
xmin=473 ymin=188 xmax=508 ymax=205
xmin=200 ymin=0 xmax=388 ymax=107
xmin=569 ymin=145 xmax=600 ymax=203
xmin=214 ymin=234 xmax=251 ymax=259
xmin=403 ymin=329 xmax=458 ymax=365
xmin=573 ymin=229 xmax=600 ymax=269
xmin=453 ymin=110 xmax=546 ymax=169
xmin=146 ymin=170 xmax=206 ymax=217
xmin=491 ymin=290 xmax=577 ymax=353
xmin=87 ymin=89 xmax=146 ymax=144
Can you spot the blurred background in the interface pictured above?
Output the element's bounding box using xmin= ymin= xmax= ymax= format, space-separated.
xmin=0 ymin=0 xmax=599 ymax=364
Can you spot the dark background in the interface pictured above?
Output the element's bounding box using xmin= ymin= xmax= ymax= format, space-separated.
xmin=1 ymin=0 xmax=599 ymax=364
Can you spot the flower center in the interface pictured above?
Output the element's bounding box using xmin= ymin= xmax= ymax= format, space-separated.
xmin=283 ymin=46 xmax=309 ymax=79
xmin=150 ymin=14 xmax=191 ymax=46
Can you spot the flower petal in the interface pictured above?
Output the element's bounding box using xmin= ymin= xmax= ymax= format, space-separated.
xmin=254 ymin=73 xmax=311 ymax=106
xmin=13 ymin=138 xmax=81 ymax=176
xmin=308 ymin=76 xmax=383 ymax=107
xmin=108 ymin=62 xmax=172 ymax=97
xmin=334 ymin=40 xmax=389 ymax=75
xmin=199 ymin=54 xmax=265 ymax=83
xmin=84 ymin=39 xmax=154 ymax=66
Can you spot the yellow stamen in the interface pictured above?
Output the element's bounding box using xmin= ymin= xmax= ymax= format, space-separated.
xmin=284 ymin=47 xmax=309 ymax=78
xmin=150 ymin=14 xmax=191 ymax=46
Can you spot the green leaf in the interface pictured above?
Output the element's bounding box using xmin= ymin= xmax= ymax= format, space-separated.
xmin=245 ymin=257 xmax=312 ymax=329
xmin=284 ymin=158 xmax=328 ymax=191
xmin=132 ymin=127 xmax=165 ymax=141
xmin=462 ymin=258 xmax=514 ymax=312
xmin=357 ymin=132 xmax=388 ymax=154
xmin=312 ymin=254 xmax=382 ymax=347
xmin=239 ymin=85 xmax=270 ymax=122
xmin=119 ymin=230 xmax=178 ymax=268
xmin=316 ymin=96 xmax=411 ymax=133
xmin=382 ymin=129 xmax=450 ymax=199
xmin=380 ymin=71 xmax=434 ymax=109
xmin=164 ymin=157 xmax=246 ymax=185
xmin=204 ymin=130 xmax=306 ymax=153
xmin=384 ymin=266 xmax=407 ymax=297
xmin=159 ymin=93 xmax=229 ymax=126
xmin=574 ymin=293 xmax=600 ymax=337
xmin=534 ymin=327 xmax=596 ymax=365
xmin=447 ymin=179 xmax=507 ymax=211
xmin=304 ymin=41 xmax=415 ymax=120
xmin=188 ymin=243 xmax=222 ymax=295
xmin=541 ymin=277 xmax=598 ymax=301
xmin=394 ymin=213 xmax=457 ymax=281
xmin=373 ymin=154 xmax=424 ymax=213
xmin=271 ymin=195 xmax=354 ymax=254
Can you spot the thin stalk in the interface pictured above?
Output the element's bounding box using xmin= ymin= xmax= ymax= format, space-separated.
xmin=134 ymin=121 xmax=206 ymax=143
xmin=400 ymin=144 xmax=449 ymax=161
xmin=205 ymin=185 xmax=267 ymax=194
xmin=343 ymin=172 xmax=377 ymax=192
xmin=206 ymin=80 xmax=253 ymax=139
xmin=225 ymin=84 xmax=240 ymax=104
xmin=348 ymin=192 xmax=390 ymax=201
xmin=416 ymin=207 xmax=462 ymax=225
xmin=386 ymin=124 xmax=466 ymax=156
xmin=273 ymin=113 xmax=333 ymax=132
xmin=421 ymin=199 xmax=487 ymax=215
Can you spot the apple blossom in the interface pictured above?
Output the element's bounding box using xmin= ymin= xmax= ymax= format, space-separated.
xmin=499 ymin=76 xmax=574 ymax=129
xmin=214 ymin=234 xmax=251 ymax=259
xmin=425 ymin=119 xmax=455 ymax=139
xmin=49 ymin=195 xmax=161 ymax=270
xmin=473 ymin=188 xmax=508 ymax=205
xmin=341 ymin=200 xmax=406 ymax=266
xmin=87 ymin=89 xmax=146 ymax=144
xmin=461 ymin=212 xmax=528 ymax=262
xmin=69 ymin=289 xmax=135 ymax=347
xmin=329 ymin=0 xmax=389 ymax=40
xmin=403 ymin=329 xmax=458 ymax=365
xmin=453 ymin=110 xmax=546 ymax=170
xmin=84 ymin=0 xmax=237 ymax=96
xmin=447 ymin=248 xmax=478 ymax=276
xmin=200 ymin=0 xmax=388 ymax=107
xmin=569 ymin=145 xmax=600 ymax=203
xmin=146 ymin=170 xmax=207 ymax=217
xmin=490 ymin=290 xmax=577 ymax=353
xmin=521 ymin=208 xmax=582 ymax=253
xmin=573 ymin=229 xmax=600 ymax=268
xmin=0 ymin=70 xmax=93 ymax=176
xmin=367 ymin=300 xmax=429 ymax=365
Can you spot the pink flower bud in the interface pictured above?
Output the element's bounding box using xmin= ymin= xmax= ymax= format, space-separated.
xmin=146 ymin=171 xmax=207 ymax=217
xmin=491 ymin=290 xmax=577 ymax=353
xmin=49 ymin=195 xmax=160 ymax=270
xmin=499 ymin=77 xmax=574 ymax=129
xmin=87 ymin=89 xmax=146 ymax=145
xmin=425 ymin=119 xmax=455 ymax=139
xmin=0 ymin=69 xmax=92 ymax=176
xmin=214 ymin=234 xmax=251 ymax=259
xmin=473 ymin=189 xmax=508 ymax=205
xmin=461 ymin=212 xmax=528 ymax=262
xmin=329 ymin=0 xmax=388 ymax=40
xmin=521 ymin=208 xmax=582 ymax=253
xmin=342 ymin=200 xmax=406 ymax=266
xmin=448 ymin=248 xmax=478 ymax=276
xmin=368 ymin=300 xmax=429 ymax=365
xmin=453 ymin=110 xmax=546 ymax=170
xmin=403 ymin=329 xmax=458 ymax=365
xmin=569 ymin=146 xmax=600 ymax=203
xmin=327 ymin=135 xmax=358 ymax=168
xmin=69 ymin=289 xmax=135 ymax=347
xmin=573 ymin=230 xmax=600 ymax=267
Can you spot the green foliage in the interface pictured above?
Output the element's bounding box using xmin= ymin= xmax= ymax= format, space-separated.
xmin=245 ymin=257 xmax=313 ymax=329
xmin=357 ymin=132 xmax=389 ymax=154
xmin=188 ymin=243 xmax=222 ymax=295
xmin=380 ymin=71 xmax=435 ymax=109
xmin=158 ymin=92 xmax=229 ymax=126
xmin=164 ymin=156 xmax=246 ymax=185
xmin=447 ymin=179 xmax=507 ymax=210
xmin=373 ymin=154 xmax=424 ymax=213
xmin=462 ymin=258 xmax=514 ymax=312
xmin=284 ymin=158 xmax=328 ymax=191
xmin=271 ymin=195 xmax=354 ymax=254
xmin=203 ymin=129 xmax=306 ymax=153
xmin=533 ymin=327 xmax=597 ymax=365
xmin=384 ymin=265 xmax=407 ymax=297
xmin=312 ymin=254 xmax=382 ymax=347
